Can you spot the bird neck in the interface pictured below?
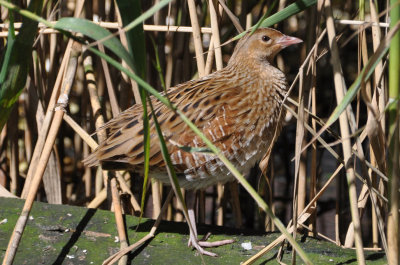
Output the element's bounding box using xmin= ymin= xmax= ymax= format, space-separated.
xmin=226 ymin=55 xmax=287 ymax=95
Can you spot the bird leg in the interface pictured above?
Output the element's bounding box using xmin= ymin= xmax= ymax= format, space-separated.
xmin=186 ymin=191 xmax=235 ymax=256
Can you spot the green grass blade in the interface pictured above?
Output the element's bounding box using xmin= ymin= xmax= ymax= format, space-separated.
xmin=54 ymin=18 xmax=136 ymax=71
xmin=260 ymin=0 xmax=317 ymax=27
xmin=234 ymin=0 xmax=317 ymax=40
xmin=0 ymin=0 xmax=43 ymax=131
xmin=114 ymin=0 xmax=150 ymax=219
xmin=115 ymin=0 xmax=147 ymax=78
xmin=250 ymin=0 xmax=278 ymax=33
xmin=121 ymin=0 xmax=172 ymax=34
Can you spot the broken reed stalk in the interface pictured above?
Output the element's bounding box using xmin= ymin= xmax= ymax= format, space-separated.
xmin=2 ymin=42 xmax=81 ymax=265
xmin=324 ymin=1 xmax=366 ymax=264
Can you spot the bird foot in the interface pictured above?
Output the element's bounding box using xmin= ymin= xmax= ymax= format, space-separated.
xmin=188 ymin=232 xmax=235 ymax=257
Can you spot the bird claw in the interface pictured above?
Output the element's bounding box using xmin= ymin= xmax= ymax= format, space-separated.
xmin=187 ymin=207 xmax=235 ymax=256
xmin=188 ymin=232 xmax=235 ymax=257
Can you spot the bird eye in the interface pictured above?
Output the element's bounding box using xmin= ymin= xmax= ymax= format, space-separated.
xmin=262 ymin=35 xmax=270 ymax=42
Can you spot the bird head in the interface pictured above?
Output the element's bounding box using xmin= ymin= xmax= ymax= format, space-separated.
xmin=229 ymin=28 xmax=302 ymax=66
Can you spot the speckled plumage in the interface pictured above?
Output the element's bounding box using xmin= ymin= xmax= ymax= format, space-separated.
xmin=84 ymin=28 xmax=302 ymax=190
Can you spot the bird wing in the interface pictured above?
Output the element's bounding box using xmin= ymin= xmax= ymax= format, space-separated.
xmin=84 ymin=71 xmax=246 ymax=173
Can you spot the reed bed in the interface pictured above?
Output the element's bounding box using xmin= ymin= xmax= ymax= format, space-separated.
xmin=0 ymin=0 xmax=398 ymax=264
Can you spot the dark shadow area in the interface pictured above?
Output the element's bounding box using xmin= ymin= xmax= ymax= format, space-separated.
xmin=128 ymin=218 xmax=276 ymax=237
xmin=52 ymin=208 xmax=97 ymax=265
xmin=337 ymin=258 xmax=357 ymax=265
xmin=260 ymin=253 xmax=278 ymax=265
xmin=127 ymin=237 xmax=152 ymax=263
xmin=366 ymin=252 xmax=386 ymax=261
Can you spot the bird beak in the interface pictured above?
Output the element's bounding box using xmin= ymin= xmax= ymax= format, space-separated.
xmin=276 ymin=35 xmax=303 ymax=49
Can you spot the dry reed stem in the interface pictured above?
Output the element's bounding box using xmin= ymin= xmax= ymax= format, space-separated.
xmin=83 ymin=50 xmax=104 ymax=195
xmin=2 ymin=42 xmax=81 ymax=265
xmin=209 ymin=0 xmax=224 ymax=227
xmin=187 ymin=0 xmax=205 ymax=77
xmin=309 ymin=20 xmax=320 ymax=237
xmin=174 ymin=188 xmax=185 ymax=222
xmin=165 ymin=44 xmax=173 ymax=89
xmin=216 ymin=184 xmax=224 ymax=226
xmin=87 ymin=188 xmax=107 ymax=208
xmin=115 ymin=10 xmax=141 ymax=105
xmin=84 ymin=53 xmax=107 ymax=140
xmin=217 ymin=0 xmax=244 ymax=33
xmin=24 ymin=23 xmax=215 ymax=33
xmin=209 ymin=0 xmax=223 ymax=70
xmin=110 ymin=176 xmax=128 ymax=265
xmin=324 ymin=1 xmax=365 ymax=263
xmin=63 ymin=114 xmax=98 ymax=149
xmin=116 ymin=172 xmax=141 ymax=213
xmin=98 ymin=44 xmax=120 ymax=117
xmin=151 ymin=178 xmax=162 ymax=218
xmin=204 ymin=35 xmax=215 ymax=75
xmin=0 ymin=184 xmax=17 ymax=198
xmin=369 ymin=0 xmax=385 ymax=248
xmin=299 ymin=223 xmax=338 ymax=244
xmin=0 ymin=19 xmax=391 ymax=38
xmin=291 ymin=67 xmax=307 ymax=264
